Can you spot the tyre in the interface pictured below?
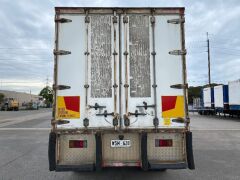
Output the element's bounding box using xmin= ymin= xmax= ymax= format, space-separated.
xmin=186 ymin=131 xmax=195 ymax=170
xmin=48 ymin=132 xmax=57 ymax=171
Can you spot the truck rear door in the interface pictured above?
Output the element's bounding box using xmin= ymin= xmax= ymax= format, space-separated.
xmin=122 ymin=13 xmax=186 ymax=129
xmin=55 ymin=10 xmax=186 ymax=130
xmin=55 ymin=13 xmax=119 ymax=129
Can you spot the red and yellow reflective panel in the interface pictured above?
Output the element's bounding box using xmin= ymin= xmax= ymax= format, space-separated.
xmin=57 ymin=96 xmax=80 ymax=119
xmin=161 ymin=96 xmax=185 ymax=118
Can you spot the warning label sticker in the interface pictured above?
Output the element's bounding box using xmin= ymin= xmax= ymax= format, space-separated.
xmin=56 ymin=96 xmax=80 ymax=119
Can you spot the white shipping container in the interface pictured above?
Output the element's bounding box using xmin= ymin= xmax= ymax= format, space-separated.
xmin=203 ymin=87 xmax=212 ymax=108
xmin=229 ymin=79 xmax=240 ymax=106
xmin=214 ymin=85 xmax=224 ymax=108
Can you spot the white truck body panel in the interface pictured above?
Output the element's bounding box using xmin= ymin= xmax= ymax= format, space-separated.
xmin=228 ymin=79 xmax=240 ymax=106
xmin=214 ymin=85 xmax=224 ymax=108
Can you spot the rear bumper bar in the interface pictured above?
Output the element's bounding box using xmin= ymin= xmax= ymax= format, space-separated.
xmin=55 ymin=164 xmax=94 ymax=172
xmin=149 ymin=162 xmax=187 ymax=170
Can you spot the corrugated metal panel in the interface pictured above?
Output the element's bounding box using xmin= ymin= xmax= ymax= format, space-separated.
xmin=90 ymin=15 xmax=112 ymax=98
xmin=147 ymin=133 xmax=185 ymax=161
xmin=129 ymin=15 xmax=151 ymax=98
xmin=58 ymin=134 xmax=95 ymax=165
xmin=102 ymin=133 xmax=140 ymax=162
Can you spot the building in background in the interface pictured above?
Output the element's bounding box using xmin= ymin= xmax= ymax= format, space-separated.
xmin=0 ymin=90 xmax=43 ymax=108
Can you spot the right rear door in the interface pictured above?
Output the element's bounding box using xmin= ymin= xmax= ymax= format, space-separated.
xmin=121 ymin=13 xmax=185 ymax=129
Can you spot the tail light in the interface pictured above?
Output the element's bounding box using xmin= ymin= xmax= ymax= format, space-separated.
xmin=155 ymin=139 xmax=173 ymax=147
xmin=69 ymin=140 xmax=87 ymax=148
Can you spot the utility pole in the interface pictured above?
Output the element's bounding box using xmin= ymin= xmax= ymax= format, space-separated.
xmin=207 ymin=32 xmax=211 ymax=86
xmin=46 ymin=76 xmax=49 ymax=87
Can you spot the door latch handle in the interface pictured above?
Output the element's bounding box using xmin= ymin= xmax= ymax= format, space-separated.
xmin=136 ymin=101 xmax=156 ymax=110
xmin=89 ymin=103 xmax=106 ymax=110
xmin=128 ymin=110 xmax=146 ymax=117
xmin=96 ymin=110 xmax=114 ymax=117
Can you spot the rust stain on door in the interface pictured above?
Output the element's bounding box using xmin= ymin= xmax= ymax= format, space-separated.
xmin=129 ymin=15 xmax=151 ymax=98
xmin=90 ymin=15 xmax=112 ymax=98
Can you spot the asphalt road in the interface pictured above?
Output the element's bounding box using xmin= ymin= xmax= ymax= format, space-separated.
xmin=0 ymin=109 xmax=240 ymax=180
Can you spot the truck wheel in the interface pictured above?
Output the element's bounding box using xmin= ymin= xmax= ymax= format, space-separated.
xmin=48 ymin=132 xmax=57 ymax=171
xmin=186 ymin=131 xmax=195 ymax=170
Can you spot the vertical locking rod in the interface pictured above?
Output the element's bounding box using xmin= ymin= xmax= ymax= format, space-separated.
xmin=150 ymin=12 xmax=159 ymax=128
xmin=84 ymin=10 xmax=90 ymax=120
xmin=150 ymin=14 xmax=159 ymax=129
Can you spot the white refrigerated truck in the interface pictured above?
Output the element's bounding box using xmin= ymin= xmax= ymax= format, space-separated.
xmin=48 ymin=7 xmax=195 ymax=171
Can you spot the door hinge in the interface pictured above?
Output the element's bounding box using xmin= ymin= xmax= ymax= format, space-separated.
xmin=55 ymin=18 xmax=72 ymax=23
xmin=169 ymin=50 xmax=187 ymax=56
xmin=167 ymin=18 xmax=185 ymax=24
xmin=170 ymin=84 xmax=188 ymax=89
xmin=53 ymin=85 xmax=71 ymax=90
xmin=112 ymin=16 xmax=118 ymax=23
xmin=123 ymin=16 xmax=128 ymax=23
xmin=172 ymin=118 xmax=185 ymax=123
xmin=53 ymin=50 xmax=71 ymax=55
xmin=52 ymin=120 xmax=70 ymax=125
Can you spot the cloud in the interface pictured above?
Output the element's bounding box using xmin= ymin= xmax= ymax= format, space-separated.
xmin=0 ymin=0 xmax=239 ymax=94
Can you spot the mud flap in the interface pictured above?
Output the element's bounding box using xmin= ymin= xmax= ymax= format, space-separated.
xmin=48 ymin=132 xmax=57 ymax=171
xmin=95 ymin=133 xmax=102 ymax=171
xmin=186 ymin=131 xmax=195 ymax=169
xmin=141 ymin=132 xmax=148 ymax=171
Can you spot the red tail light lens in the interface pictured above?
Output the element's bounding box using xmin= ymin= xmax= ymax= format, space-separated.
xmin=155 ymin=139 xmax=173 ymax=147
xmin=69 ymin=140 xmax=87 ymax=148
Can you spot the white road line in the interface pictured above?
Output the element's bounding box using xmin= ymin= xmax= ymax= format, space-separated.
xmin=0 ymin=128 xmax=50 ymax=131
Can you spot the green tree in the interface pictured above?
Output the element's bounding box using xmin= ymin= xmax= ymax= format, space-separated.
xmin=188 ymin=83 xmax=219 ymax=104
xmin=0 ymin=93 xmax=4 ymax=104
xmin=188 ymin=86 xmax=202 ymax=104
xmin=39 ymin=86 xmax=53 ymax=108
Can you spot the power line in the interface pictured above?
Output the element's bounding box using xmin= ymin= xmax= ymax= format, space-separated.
xmin=0 ymin=59 xmax=52 ymax=62
xmin=0 ymin=48 xmax=49 ymax=50
xmin=1 ymin=82 xmax=44 ymax=84
xmin=211 ymin=51 xmax=240 ymax=57
xmin=211 ymin=46 xmax=240 ymax=52
xmin=187 ymin=51 xmax=207 ymax=54
xmin=0 ymin=53 xmax=51 ymax=55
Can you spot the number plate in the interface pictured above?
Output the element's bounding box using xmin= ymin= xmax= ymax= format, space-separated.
xmin=111 ymin=140 xmax=131 ymax=148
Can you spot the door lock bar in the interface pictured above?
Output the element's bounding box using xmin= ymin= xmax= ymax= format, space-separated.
xmin=128 ymin=110 xmax=147 ymax=117
xmin=96 ymin=110 xmax=114 ymax=117
xmin=136 ymin=101 xmax=156 ymax=110
xmin=89 ymin=103 xmax=106 ymax=110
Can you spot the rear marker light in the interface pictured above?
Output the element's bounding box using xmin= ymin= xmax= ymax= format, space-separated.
xmin=69 ymin=140 xmax=87 ymax=148
xmin=155 ymin=139 xmax=173 ymax=147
